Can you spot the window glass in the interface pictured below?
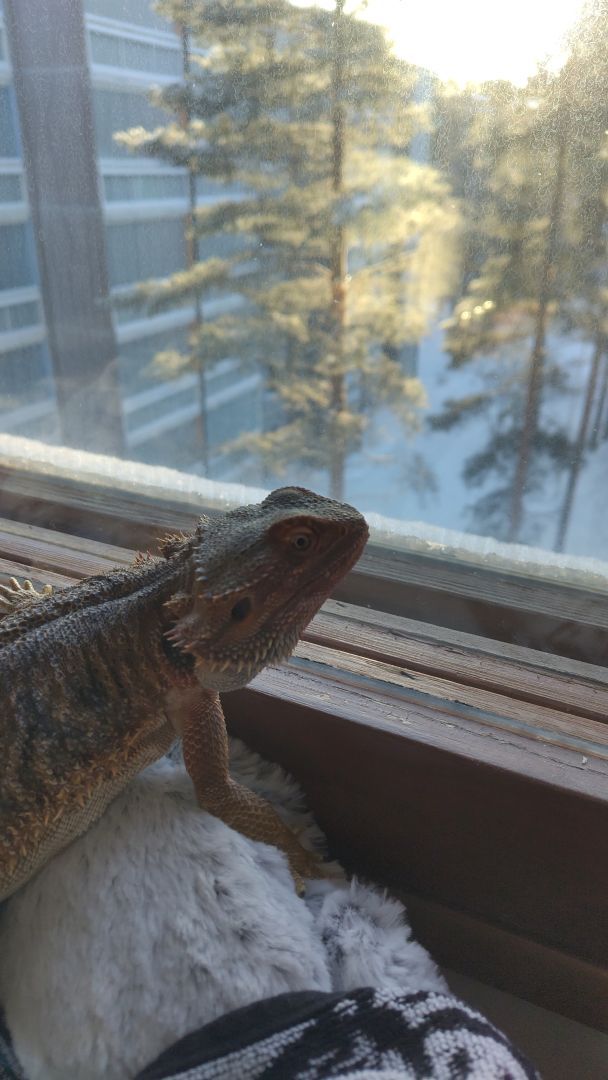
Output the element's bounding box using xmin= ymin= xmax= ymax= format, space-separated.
xmin=118 ymin=326 xmax=189 ymax=396
xmin=0 ymin=0 xmax=607 ymax=576
xmin=207 ymin=390 xmax=262 ymax=452
xmin=92 ymin=88 xmax=166 ymax=157
xmin=0 ymin=225 xmax=36 ymax=290
xmin=84 ymin=0 xmax=169 ymax=33
xmin=0 ymin=342 xmax=52 ymax=411
xmin=0 ymin=174 xmax=22 ymax=202
xmin=104 ymin=173 xmax=188 ymax=201
xmin=106 ymin=218 xmax=186 ymax=286
xmin=0 ymin=86 xmax=18 ymax=157
xmin=0 ymin=299 xmax=40 ymax=332
xmin=90 ymin=31 xmax=181 ymax=77
xmin=127 ymin=412 xmax=203 ymax=470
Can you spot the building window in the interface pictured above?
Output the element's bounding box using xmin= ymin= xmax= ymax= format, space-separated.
xmin=0 ymin=225 xmax=37 ymax=291
xmin=90 ymin=30 xmax=181 ymax=77
xmin=92 ymin=88 xmax=167 ymax=158
xmin=0 ymin=86 xmax=18 ymax=158
xmin=0 ymin=298 xmax=40 ymax=333
xmin=106 ymin=218 xmax=186 ymax=288
xmin=104 ymin=173 xmax=188 ymax=202
xmin=0 ymin=341 xmax=51 ymax=411
xmin=118 ymin=326 xmax=189 ymax=397
xmin=0 ymin=174 xmax=22 ymax=203
xmin=84 ymin=0 xmax=170 ymax=34
xmin=207 ymin=390 xmax=262 ymax=452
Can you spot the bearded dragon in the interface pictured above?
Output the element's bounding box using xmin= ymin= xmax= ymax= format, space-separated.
xmin=0 ymin=487 xmax=368 ymax=900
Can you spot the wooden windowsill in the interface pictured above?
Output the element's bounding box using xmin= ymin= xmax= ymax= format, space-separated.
xmin=1 ymin=514 xmax=607 ymax=1031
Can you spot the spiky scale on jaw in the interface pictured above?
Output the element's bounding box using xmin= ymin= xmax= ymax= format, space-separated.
xmin=0 ymin=487 xmax=368 ymax=899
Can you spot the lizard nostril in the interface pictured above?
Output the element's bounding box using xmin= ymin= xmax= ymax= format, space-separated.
xmin=230 ymin=597 xmax=252 ymax=622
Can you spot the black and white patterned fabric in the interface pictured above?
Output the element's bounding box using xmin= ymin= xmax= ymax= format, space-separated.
xmin=136 ymin=987 xmax=539 ymax=1080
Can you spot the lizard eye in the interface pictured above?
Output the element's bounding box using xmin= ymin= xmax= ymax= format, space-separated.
xmin=230 ymin=596 xmax=252 ymax=622
xmin=292 ymin=532 xmax=312 ymax=552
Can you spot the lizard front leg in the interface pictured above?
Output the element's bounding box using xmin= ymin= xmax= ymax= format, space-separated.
xmin=168 ymin=687 xmax=325 ymax=894
xmin=0 ymin=577 xmax=53 ymax=617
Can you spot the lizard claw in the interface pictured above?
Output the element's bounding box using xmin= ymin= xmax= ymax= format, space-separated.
xmin=288 ymin=844 xmax=345 ymax=894
xmin=0 ymin=577 xmax=53 ymax=615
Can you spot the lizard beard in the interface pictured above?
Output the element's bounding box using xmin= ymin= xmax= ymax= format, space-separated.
xmin=192 ymin=624 xmax=302 ymax=693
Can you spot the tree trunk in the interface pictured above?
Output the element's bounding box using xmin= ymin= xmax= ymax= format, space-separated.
xmin=554 ymin=336 xmax=604 ymax=552
xmin=180 ymin=21 xmax=209 ymax=475
xmin=328 ymin=0 xmax=347 ymax=502
xmin=508 ymin=126 xmax=568 ymax=542
xmin=589 ymin=352 xmax=608 ymax=448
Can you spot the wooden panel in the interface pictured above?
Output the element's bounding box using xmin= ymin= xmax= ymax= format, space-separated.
xmin=4 ymin=0 xmax=124 ymax=454
xmin=0 ymin=557 xmax=74 ymax=592
xmin=350 ymin=546 xmax=608 ymax=629
xmin=335 ymin=550 xmax=608 ymax=666
xmin=309 ymin=601 xmax=608 ymax=723
xmin=0 ymin=466 xmax=197 ymax=550
xmin=399 ymin=892 xmax=608 ymax=1032
xmin=295 ymin=641 xmax=608 ymax=752
xmin=0 ymin=517 xmax=132 ymax=579
xmin=223 ymin=680 xmax=608 ymax=1028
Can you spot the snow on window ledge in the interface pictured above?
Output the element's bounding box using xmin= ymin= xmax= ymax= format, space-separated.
xmin=1 ymin=432 xmax=608 ymax=593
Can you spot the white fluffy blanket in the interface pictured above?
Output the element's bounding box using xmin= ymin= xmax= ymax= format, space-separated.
xmin=0 ymin=740 xmax=446 ymax=1080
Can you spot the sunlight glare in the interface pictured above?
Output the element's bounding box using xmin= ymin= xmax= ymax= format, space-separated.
xmin=324 ymin=0 xmax=587 ymax=86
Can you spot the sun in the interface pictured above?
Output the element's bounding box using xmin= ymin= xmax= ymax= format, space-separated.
xmin=362 ymin=0 xmax=587 ymax=85
xmin=304 ymin=0 xmax=587 ymax=86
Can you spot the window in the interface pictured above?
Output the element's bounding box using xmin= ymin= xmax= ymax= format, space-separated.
xmin=0 ymin=225 xmax=36 ymax=290
xmin=0 ymin=341 xmax=52 ymax=411
xmin=84 ymin=0 xmax=170 ymax=33
xmin=104 ymin=172 xmax=188 ymax=201
xmin=106 ymin=218 xmax=186 ymax=287
xmin=0 ymin=86 xmax=18 ymax=157
xmin=1 ymin=0 xmax=608 ymax=1030
xmin=0 ymin=296 xmax=40 ymax=332
xmin=206 ymin=377 xmax=263 ymax=450
xmin=92 ymin=88 xmax=167 ymax=157
xmin=1 ymin=0 xmax=606 ymax=566
xmin=117 ymin=325 xmax=189 ymax=396
xmin=0 ymin=173 xmax=21 ymax=202
xmin=89 ymin=30 xmax=182 ymax=77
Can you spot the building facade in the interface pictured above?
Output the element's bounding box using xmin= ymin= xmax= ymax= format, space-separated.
xmin=0 ymin=0 xmax=265 ymax=479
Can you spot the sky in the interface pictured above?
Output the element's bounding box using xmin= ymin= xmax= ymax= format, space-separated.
xmin=353 ymin=0 xmax=587 ymax=86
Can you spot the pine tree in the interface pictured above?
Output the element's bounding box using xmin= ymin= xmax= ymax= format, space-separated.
xmin=116 ymin=0 xmax=459 ymax=497
xmin=431 ymin=74 xmax=578 ymax=543
xmin=553 ymin=0 xmax=608 ymax=548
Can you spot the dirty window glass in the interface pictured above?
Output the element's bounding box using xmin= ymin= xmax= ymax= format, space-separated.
xmin=0 ymin=0 xmax=606 ymax=575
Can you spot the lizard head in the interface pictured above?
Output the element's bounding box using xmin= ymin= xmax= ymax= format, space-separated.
xmin=164 ymin=487 xmax=368 ymax=691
